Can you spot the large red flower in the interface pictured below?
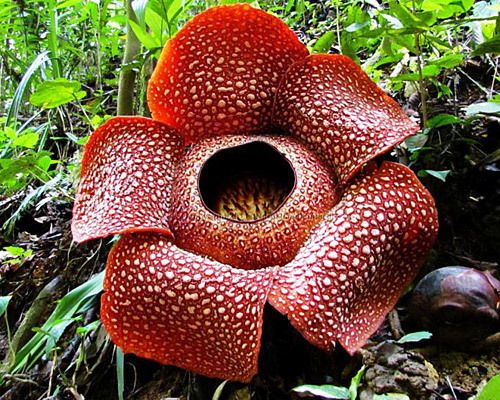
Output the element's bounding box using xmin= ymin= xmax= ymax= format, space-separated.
xmin=72 ymin=4 xmax=438 ymax=383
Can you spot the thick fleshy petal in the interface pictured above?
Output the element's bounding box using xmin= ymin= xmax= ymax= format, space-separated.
xmin=147 ymin=4 xmax=308 ymax=144
xmin=268 ymin=162 xmax=438 ymax=353
xmin=101 ymin=233 xmax=276 ymax=382
xmin=169 ymin=135 xmax=338 ymax=270
xmin=72 ymin=117 xmax=183 ymax=243
xmin=273 ymin=55 xmax=419 ymax=185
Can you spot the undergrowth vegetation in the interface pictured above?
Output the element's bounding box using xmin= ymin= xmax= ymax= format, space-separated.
xmin=0 ymin=0 xmax=499 ymax=399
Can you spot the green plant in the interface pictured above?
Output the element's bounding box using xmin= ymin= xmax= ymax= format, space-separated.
xmin=1 ymin=271 xmax=104 ymax=385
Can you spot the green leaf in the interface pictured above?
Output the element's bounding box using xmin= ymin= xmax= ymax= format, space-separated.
xmin=292 ymin=384 xmax=350 ymax=399
xmin=345 ymin=21 xmax=371 ymax=32
xmin=12 ymin=132 xmax=39 ymax=149
xmin=116 ymin=347 xmax=125 ymax=400
xmin=418 ymin=170 xmax=451 ymax=182
xmin=30 ymin=78 xmax=86 ymax=109
xmin=405 ymin=134 xmax=428 ymax=153
xmin=426 ymin=113 xmax=462 ymax=129
xmin=473 ymin=35 xmax=500 ymax=56
xmin=132 ymin=0 xmax=149 ymax=28
xmin=478 ymin=374 xmax=500 ymax=400
xmin=428 ymin=53 xmax=463 ymax=69
xmin=56 ymin=0 xmax=82 ymax=9
xmin=129 ymin=19 xmax=161 ymax=50
xmin=4 ymin=246 xmax=24 ymax=256
xmin=349 ymin=366 xmax=366 ymax=400
xmin=6 ymin=52 xmax=50 ymax=127
xmin=422 ymin=0 xmax=472 ymax=19
xmin=388 ymin=1 xmax=428 ymax=28
xmin=466 ymin=101 xmax=500 ymax=117
xmin=396 ymin=331 xmax=433 ymax=344
xmin=76 ymin=320 xmax=100 ymax=335
xmin=10 ymin=271 xmax=104 ymax=374
xmin=212 ymin=380 xmax=229 ymax=400
xmin=373 ymin=394 xmax=410 ymax=400
xmin=313 ymin=31 xmax=336 ymax=53
xmin=391 ymin=65 xmax=441 ymax=81
xmin=0 ymin=296 xmax=12 ymax=317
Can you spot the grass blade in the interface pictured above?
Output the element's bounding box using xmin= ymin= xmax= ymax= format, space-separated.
xmin=116 ymin=347 xmax=125 ymax=400
xmin=5 ymin=52 xmax=50 ymax=129
xmin=10 ymin=271 xmax=104 ymax=374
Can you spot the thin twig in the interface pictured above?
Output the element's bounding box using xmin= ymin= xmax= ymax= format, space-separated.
xmin=489 ymin=57 xmax=498 ymax=99
xmin=388 ymin=309 xmax=404 ymax=340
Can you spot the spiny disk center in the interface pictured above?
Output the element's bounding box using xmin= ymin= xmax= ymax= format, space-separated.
xmin=214 ymin=174 xmax=290 ymax=221
xmin=199 ymin=141 xmax=295 ymax=222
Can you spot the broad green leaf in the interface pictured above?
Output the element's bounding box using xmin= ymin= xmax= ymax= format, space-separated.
xmin=388 ymin=1 xmax=427 ymax=28
xmin=293 ymin=384 xmax=350 ymax=399
xmin=428 ymin=53 xmax=463 ymax=69
xmin=391 ymin=65 xmax=441 ymax=81
xmin=405 ymin=134 xmax=428 ymax=152
xmin=37 ymin=155 xmax=53 ymax=171
xmin=478 ymin=374 xmax=500 ymax=400
xmin=313 ymin=31 xmax=336 ymax=53
xmin=466 ymin=101 xmax=500 ymax=116
xmin=168 ymin=0 xmax=195 ymax=21
xmin=12 ymin=132 xmax=39 ymax=149
xmin=418 ymin=170 xmax=451 ymax=182
xmin=472 ymin=35 xmax=500 ymax=55
xmin=422 ymin=0 xmax=472 ymax=19
xmin=380 ymin=13 xmax=403 ymax=29
xmin=4 ymin=246 xmax=29 ymax=257
xmin=396 ymin=331 xmax=432 ymax=343
xmin=426 ymin=113 xmax=462 ymax=129
xmin=0 ymin=296 xmax=11 ymax=317
xmin=129 ymin=19 xmax=161 ymax=50
xmin=30 ymin=78 xmax=86 ymax=109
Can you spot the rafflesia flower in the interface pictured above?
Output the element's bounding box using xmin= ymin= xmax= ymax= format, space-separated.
xmin=72 ymin=4 xmax=438 ymax=382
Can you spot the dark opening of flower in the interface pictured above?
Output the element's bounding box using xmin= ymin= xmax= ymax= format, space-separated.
xmin=72 ymin=4 xmax=439 ymax=383
xmin=199 ymin=141 xmax=295 ymax=222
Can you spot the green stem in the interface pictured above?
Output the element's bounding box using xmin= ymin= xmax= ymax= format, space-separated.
xmin=412 ymin=0 xmax=427 ymax=126
xmin=117 ymin=0 xmax=141 ymax=115
xmin=48 ymin=0 xmax=61 ymax=78
xmin=415 ymin=32 xmax=428 ymax=126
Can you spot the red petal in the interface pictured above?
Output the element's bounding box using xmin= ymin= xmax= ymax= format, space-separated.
xmin=101 ymin=233 xmax=275 ymax=382
xmin=268 ymin=162 xmax=438 ymax=353
xmin=147 ymin=4 xmax=308 ymax=144
xmin=273 ymin=55 xmax=419 ymax=185
xmin=72 ymin=117 xmax=183 ymax=243
xmin=169 ymin=135 xmax=338 ymax=270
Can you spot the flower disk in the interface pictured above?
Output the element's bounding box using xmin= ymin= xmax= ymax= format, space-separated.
xmin=147 ymin=4 xmax=309 ymax=144
xmin=273 ymin=55 xmax=419 ymax=185
xmin=169 ymin=135 xmax=338 ymax=270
